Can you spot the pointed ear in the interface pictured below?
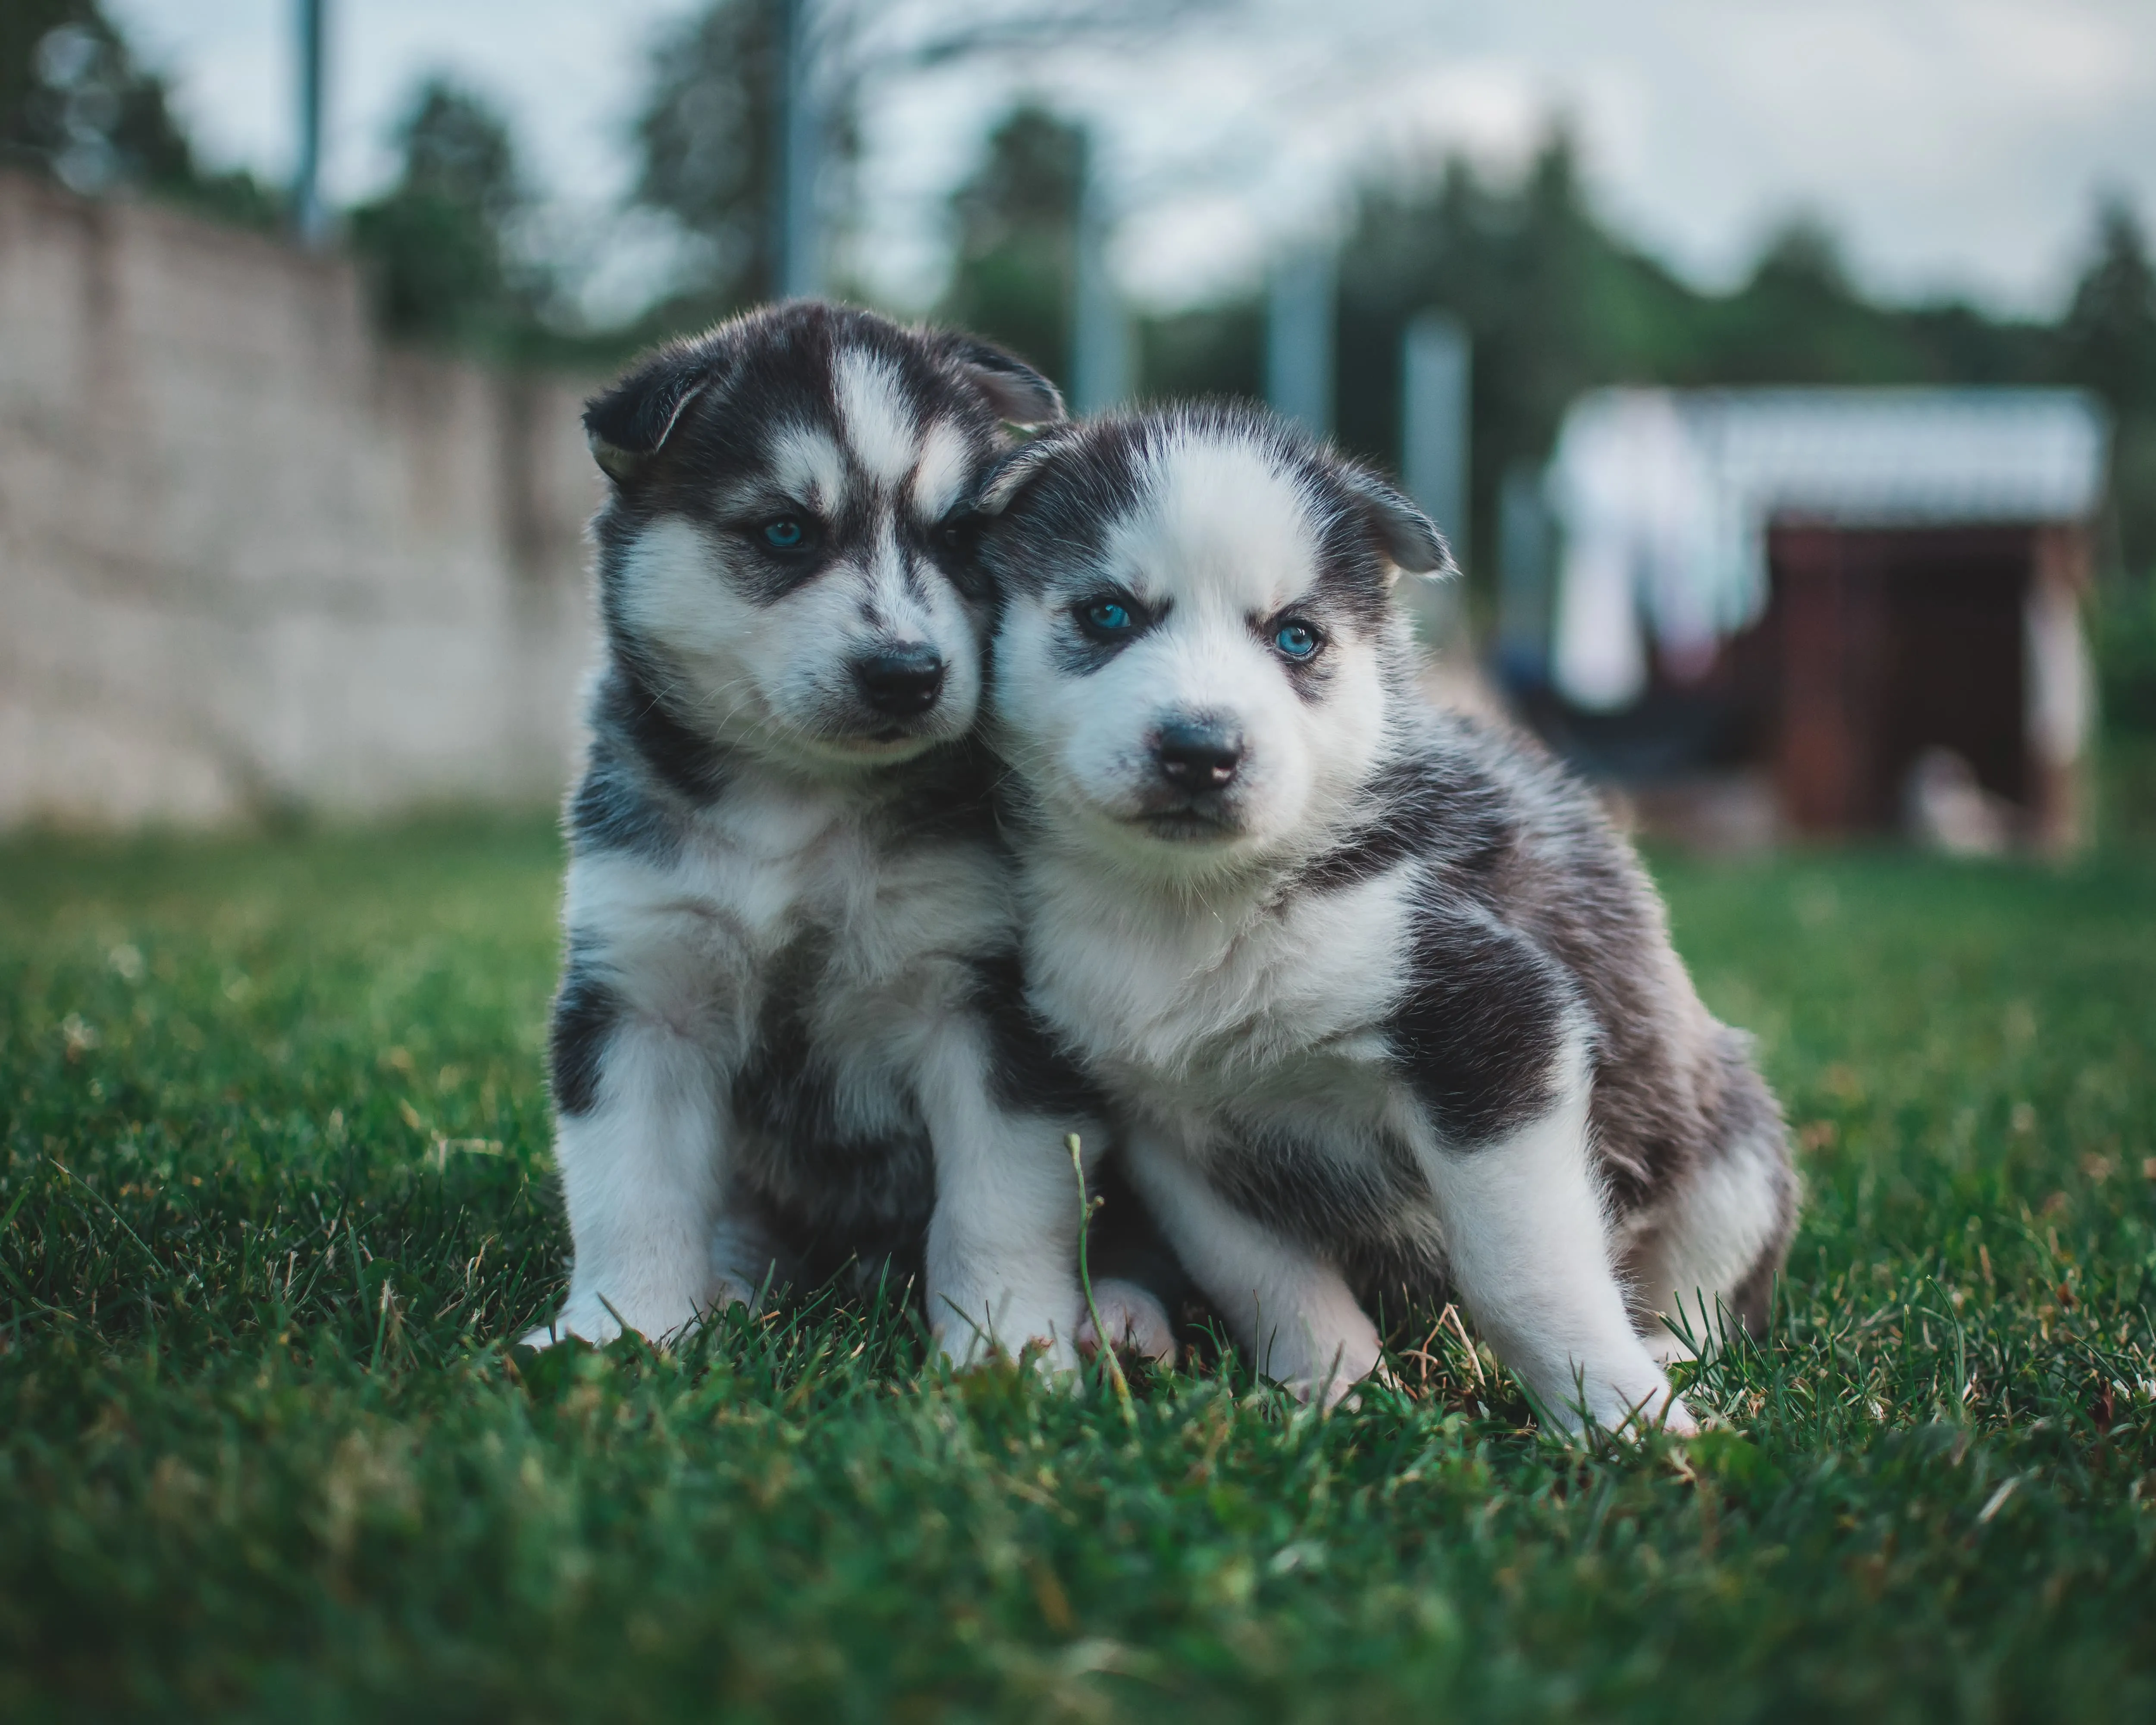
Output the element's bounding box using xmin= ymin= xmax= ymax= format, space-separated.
xmin=1340 ymin=465 xmax=1457 ymax=581
xmin=583 ymin=341 xmax=723 ymax=484
xmin=933 ymin=332 xmax=1065 ymax=430
xmin=973 ymin=432 xmax=1070 ymax=518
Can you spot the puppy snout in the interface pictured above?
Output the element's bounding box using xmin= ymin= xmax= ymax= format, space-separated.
xmin=853 ymin=643 xmax=946 ymax=717
xmin=1153 ymin=719 xmax=1244 ymax=790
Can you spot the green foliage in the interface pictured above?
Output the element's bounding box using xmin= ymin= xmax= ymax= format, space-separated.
xmin=4 ymin=824 xmax=2156 ymax=1718
xmin=346 ymin=79 xmax=543 ymax=350
xmin=1 ymin=0 xmax=188 ymax=191
xmin=2062 ymin=201 xmax=2156 ymax=419
xmin=1137 ymin=302 xmax=1264 ymax=406
xmin=2094 ymin=581 xmax=2156 ymax=736
xmin=2060 ymin=200 xmax=2156 ymax=575
xmin=940 ymin=105 xmax=1088 ymax=391
xmin=1329 ymin=135 xmax=2056 ymax=583
xmin=0 ymin=0 xmax=278 ymax=228
xmin=631 ymin=0 xmax=781 ymax=322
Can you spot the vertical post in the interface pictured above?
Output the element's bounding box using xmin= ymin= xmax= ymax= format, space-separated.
xmin=1497 ymin=466 xmax=1552 ymax=689
xmin=772 ymin=0 xmax=822 ymax=300
xmin=1402 ymin=314 xmax=1470 ymax=568
xmin=1070 ymin=136 xmax=1130 ymax=415
xmin=292 ymin=0 xmax=328 ymax=249
xmin=1266 ymin=249 xmax=1335 ymax=436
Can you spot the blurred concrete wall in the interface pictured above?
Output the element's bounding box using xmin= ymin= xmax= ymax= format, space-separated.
xmin=0 ymin=172 xmax=603 ymax=829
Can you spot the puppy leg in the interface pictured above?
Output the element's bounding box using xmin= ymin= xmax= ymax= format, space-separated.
xmin=1627 ymin=1051 xmax=1797 ymax=1364
xmin=1075 ymin=1154 xmax=1186 ymax=1364
xmin=1076 ymin=1280 xmax=1178 ymax=1365
xmin=1417 ymin=1043 xmax=1693 ymax=1437
xmin=524 ymin=1020 xmax=739 ymax=1349
xmin=917 ymin=1026 xmax=1087 ymax=1371
xmin=1124 ymin=1129 xmax=1378 ymax=1406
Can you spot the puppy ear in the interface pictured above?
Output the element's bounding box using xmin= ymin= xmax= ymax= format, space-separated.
xmin=583 ymin=341 xmax=722 ymax=484
xmin=933 ymin=332 xmax=1065 ymax=430
xmin=1339 ymin=465 xmax=1457 ymax=582
xmin=973 ymin=432 xmax=1070 ymax=518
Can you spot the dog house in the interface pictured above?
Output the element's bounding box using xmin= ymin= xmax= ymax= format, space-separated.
xmin=1535 ymin=389 xmax=2108 ymax=850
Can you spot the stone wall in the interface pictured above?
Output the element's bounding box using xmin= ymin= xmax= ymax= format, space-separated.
xmin=0 ymin=172 xmax=605 ymax=828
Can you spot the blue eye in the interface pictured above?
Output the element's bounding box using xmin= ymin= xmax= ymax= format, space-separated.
xmin=1274 ymin=621 xmax=1320 ymax=660
xmin=762 ymin=517 xmax=806 ymax=549
xmin=1083 ymin=600 xmax=1132 ymax=633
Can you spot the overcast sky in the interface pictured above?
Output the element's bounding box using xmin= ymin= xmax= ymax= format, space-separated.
xmin=110 ymin=0 xmax=2156 ymax=320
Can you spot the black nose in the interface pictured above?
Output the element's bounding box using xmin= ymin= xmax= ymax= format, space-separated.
xmin=854 ymin=643 xmax=946 ymax=718
xmin=1154 ymin=719 xmax=1244 ymax=789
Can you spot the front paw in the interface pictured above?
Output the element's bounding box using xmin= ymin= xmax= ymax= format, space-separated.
xmin=1542 ymin=1373 xmax=1696 ymax=1440
xmin=1077 ymin=1278 xmax=1178 ymax=1366
xmin=931 ymin=1290 xmax=1081 ymax=1376
xmin=1259 ymin=1309 xmax=1383 ymax=1408
xmin=519 ymin=1279 xmax=750 ymax=1352
xmin=1633 ymin=1384 xmax=1698 ymax=1436
xmin=1276 ymin=1337 xmax=1380 ymax=1406
xmin=517 ymin=1296 xmax=624 ymax=1351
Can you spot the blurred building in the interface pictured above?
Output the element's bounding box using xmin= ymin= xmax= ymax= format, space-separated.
xmin=0 ymin=171 xmax=602 ymax=829
xmin=1510 ymin=388 xmax=2108 ymax=853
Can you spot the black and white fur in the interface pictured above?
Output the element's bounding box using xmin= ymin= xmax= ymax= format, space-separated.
xmin=523 ymin=302 xmax=1167 ymax=1367
xmin=974 ymin=404 xmax=1798 ymax=1431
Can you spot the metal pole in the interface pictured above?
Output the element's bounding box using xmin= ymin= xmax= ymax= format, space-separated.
xmin=1497 ymin=464 xmax=1554 ymax=690
xmin=292 ymin=0 xmax=327 ymax=249
xmin=1070 ymin=135 xmax=1130 ymax=415
xmin=773 ymin=0 xmax=822 ymax=300
xmin=1402 ymin=313 xmax=1471 ymax=569
xmin=1266 ymin=249 xmax=1335 ymax=436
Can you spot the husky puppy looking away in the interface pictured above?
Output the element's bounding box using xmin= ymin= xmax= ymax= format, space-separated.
xmin=972 ymin=403 xmax=1798 ymax=1431
xmin=524 ymin=302 xmax=1148 ymax=1366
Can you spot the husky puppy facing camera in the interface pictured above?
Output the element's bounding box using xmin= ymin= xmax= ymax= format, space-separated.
xmin=525 ymin=301 xmax=1146 ymax=1366
xmin=974 ymin=403 xmax=1798 ymax=1432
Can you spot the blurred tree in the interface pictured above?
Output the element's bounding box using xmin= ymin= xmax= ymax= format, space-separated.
xmin=1702 ymin=219 xmax=1938 ymax=383
xmin=348 ymin=79 xmax=541 ymax=347
xmin=940 ymin=104 xmax=1085 ymax=389
xmin=1329 ymin=133 xmax=2056 ymax=586
xmin=2062 ymin=198 xmax=2156 ymax=408
xmin=0 ymin=0 xmax=277 ymax=227
xmin=2060 ymin=197 xmax=2156 ymax=577
xmin=632 ymin=0 xmax=782 ymax=320
xmin=1139 ymin=303 xmax=1264 ymax=405
xmin=625 ymin=2 xmax=1207 ymax=336
xmin=1335 ymin=134 xmax=1702 ymax=575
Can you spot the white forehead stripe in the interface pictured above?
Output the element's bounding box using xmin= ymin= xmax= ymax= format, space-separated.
xmin=768 ymin=423 xmax=848 ymax=512
xmin=1116 ymin=429 xmax=1323 ymax=612
xmin=834 ymin=348 xmax=918 ymax=487
xmin=910 ymin=420 xmax=972 ymax=522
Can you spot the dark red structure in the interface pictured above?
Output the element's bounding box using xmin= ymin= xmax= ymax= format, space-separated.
xmin=1762 ymin=522 xmax=2089 ymax=847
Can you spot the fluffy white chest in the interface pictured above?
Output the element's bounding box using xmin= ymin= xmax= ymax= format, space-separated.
xmin=1026 ymin=860 xmax=1417 ymax=1134
xmin=570 ymin=780 xmax=1010 ymax=1073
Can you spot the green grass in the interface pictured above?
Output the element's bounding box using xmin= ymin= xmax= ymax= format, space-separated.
xmin=3 ymin=819 xmax=2154 ymax=1723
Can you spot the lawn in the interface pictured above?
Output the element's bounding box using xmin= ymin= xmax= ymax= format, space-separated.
xmin=2 ymin=816 xmax=2153 ymax=1722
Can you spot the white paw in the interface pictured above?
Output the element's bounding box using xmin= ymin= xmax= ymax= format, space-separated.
xmin=1260 ymin=1308 xmax=1383 ymax=1408
xmin=1076 ymin=1278 xmax=1178 ymax=1366
xmin=934 ymin=1326 xmax=1082 ymax=1376
xmin=1604 ymin=1373 xmax=1697 ymax=1438
xmin=1271 ymin=1335 xmax=1383 ymax=1409
xmin=1287 ymin=1380 xmax=1354 ymax=1411
xmin=1647 ymin=1324 xmax=1700 ymax=1368
xmin=517 ymin=1299 xmax=622 ymax=1351
xmin=519 ymin=1278 xmax=752 ymax=1352
xmin=931 ymin=1292 xmax=1081 ymax=1375
xmin=1543 ymin=1375 xmax=1696 ymax=1440
xmin=1281 ymin=1365 xmax=1376 ymax=1411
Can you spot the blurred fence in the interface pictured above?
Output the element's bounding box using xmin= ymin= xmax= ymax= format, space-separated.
xmin=0 ymin=172 xmax=601 ymax=829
